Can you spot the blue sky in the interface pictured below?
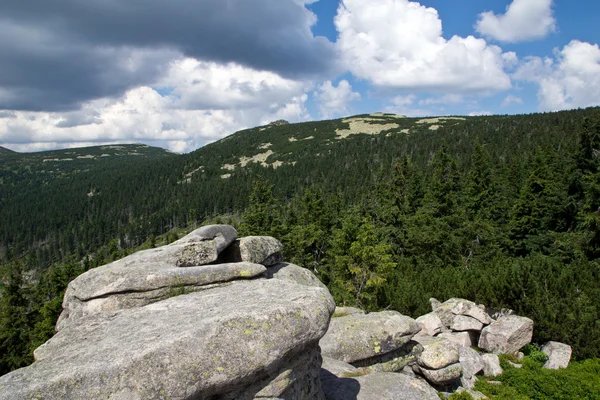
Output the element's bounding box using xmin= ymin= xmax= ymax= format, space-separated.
xmin=0 ymin=0 xmax=599 ymax=152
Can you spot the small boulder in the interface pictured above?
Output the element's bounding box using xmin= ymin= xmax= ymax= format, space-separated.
xmin=416 ymin=313 xmax=443 ymax=336
xmin=481 ymin=354 xmax=503 ymax=377
xmin=265 ymin=262 xmax=327 ymax=290
xmin=451 ymin=315 xmax=484 ymax=332
xmin=417 ymin=363 xmax=462 ymax=386
xmin=321 ymin=356 xmax=360 ymax=378
xmin=320 ymin=311 xmax=420 ymax=363
xmin=478 ymin=315 xmax=533 ymax=354
xmin=414 ymin=335 xmax=459 ymax=370
xmin=220 ymin=236 xmax=283 ymax=266
xmin=437 ymin=331 xmax=475 ymax=348
xmin=434 ymin=298 xmax=492 ymax=327
xmin=459 ymin=346 xmax=484 ymax=381
xmin=542 ymin=341 xmax=572 ymax=369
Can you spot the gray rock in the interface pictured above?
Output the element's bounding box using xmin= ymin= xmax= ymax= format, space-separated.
xmin=320 ymin=311 xmax=420 ymax=363
xmin=486 ymin=306 xmax=514 ymax=320
xmin=321 ymin=357 xmax=359 ymax=378
xmin=542 ymin=341 xmax=572 ymax=369
xmin=174 ymin=224 xmax=238 ymax=267
xmin=456 ymin=388 xmax=488 ymax=399
xmin=321 ymin=371 xmax=439 ymax=400
xmin=173 ymin=224 xmax=238 ymax=253
xmin=478 ymin=315 xmax=533 ymax=354
xmin=459 ymin=346 xmax=484 ymax=380
xmin=434 ymin=298 xmax=492 ymax=327
xmin=460 ymin=375 xmax=478 ymax=390
xmin=265 ymin=262 xmax=327 ymax=290
xmin=351 ymin=342 xmax=422 ymax=374
xmin=430 ymin=297 xmax=442 ymax=311
xmin=481 ymin=354 xmax=503 ymax=377
xmin=437 ymin=331 xmax=475 ymax=348
xmin=221 ymin=236 xmax=284 ymax=266
xmin=57 ymin=262 xmax=266 ymax=331
xmin=417 ymin=363 xmax=462 ymax=385
xmin=413 ymin=335 xmax=459 ymax=370
xmin=416 ymin=313 xmax=443 ymax=336
xmin=332 ymin=307 xmax=365 ymax=318
xmin=451 ymin=315 xmax=484 ymax=332
xmin=1 ymin=279 xmax=335 ymax=400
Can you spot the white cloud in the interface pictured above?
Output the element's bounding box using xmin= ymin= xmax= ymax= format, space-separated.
xmin=502 ymin=94 xmax=524 ymax=107
xmin=475 ymin=0 xmax=556 ymax=43
xmin=514 ymin=40 xmax=600 ymax=111
xmin=0 ymin=59 xmax=312 ymax=153
xmin=419 ymin=94 xmax=464 ymax=106
xmin=315 ymin=80 xmax=360 ymax=118
xmin=385 ymin=95 xmax=433 ymax=117
xmin=335 ymin=0 xmax=512 ymax=93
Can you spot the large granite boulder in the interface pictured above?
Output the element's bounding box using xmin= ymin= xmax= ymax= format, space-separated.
xmin=0 ymin=279 xmax=335 ymax=400
xmin=413 ymin=335 xmax=459 ymax=370
xmin=432 ymin=298 xmax=492 ymax=327
xmin=415 ymin=363 xmax=462 ymax=386
xmin=478 ymin=315 xmax=533 ymax=354
xmin=542 ymin=341 xmax=572 ymax=370
xmin=220 ymin=236 xmax=284 ymax=266
xmin=416 ymin=313 xmax=443 ymax=336
xmin=321 ymin=371 xmax=439 ymax=400
xmin=437 ymin=331 xmax=475 ymax=348
xmin=319 ymin=311 xmax=421 ymax=363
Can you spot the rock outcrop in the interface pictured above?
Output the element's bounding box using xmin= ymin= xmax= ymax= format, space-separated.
xmin=542 ymin=341 xmax=572 ymax=369
xmin=0 ymin=226 xmax=335 ymax=400
xmin=478 ymin=315 xmax=534 ymax=355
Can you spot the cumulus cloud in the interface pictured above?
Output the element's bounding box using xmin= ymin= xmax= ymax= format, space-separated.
xmin=502 ymin=94 xmax=524 ymax=107
xmin=514 ymin=40 xmax=600 ymax=111
xmin=335 ymin=0 xmax=512 ymax=93
xmin=0 ymin=0 xmax=335 ymax=111
xmin=0 ymin=60 xmax=312 ymax=153
xmin=475 ymin=0 xmax=556 ymax=43
xmin=315 ymin=80 xmax=361 ymax=118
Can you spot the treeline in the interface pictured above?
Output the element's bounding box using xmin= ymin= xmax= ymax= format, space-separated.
xmin=1 ymin=108 xmax=599 ymax=376
xmin=237 ymin=117 xmax=600 ymax=360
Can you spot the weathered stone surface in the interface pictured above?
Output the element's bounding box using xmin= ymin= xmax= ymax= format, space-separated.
xmin=174 ymin=224 xmax=238 ymax=253
xmin=265 ymin=262 xmax=327 ymax=290
xmin=417 ymin=363 xmax=462 ymax=385
xmin=174 ymin=224 xmax=238 ymax=267
xmin=486 ymin=307 xmax=514 ymax=321
xmin=221 ymin=236 xmax=284 ymax=266
xmin=332 ymin=307 xmax=365 ymax=318
xmin=57 ymin=262 xmax=266 ymax=331
xmin=437 ymin=331 xmax=474 ymax=348
xmin=456 ymin=388 xmax=488 ymax=399
xmin=459 ymin=346 xmax=484 ymax=380
xmin=542 ymin=341 xmax=572 ymax=370
xmin=481 ymin=354 xmax=503 ymax=377
xmin=451 ymin=315 xmax=483 ymax=332
xmin=321 ymin=371 xmax=440 ymax=400
xmin=321 ymin=357 xmax=359 ymax=378
xmin=0 ymin=279 xmax=335 ymax=400
xmin=416 ymin=313 xmax=443 ymax=336
xmin=413 ymin=335 xmax=459 ymax=370
xmin=434 ymin=298 xmax=492 ymax=327
xmin=351 ymin=342 xmax=423 ymax=374
xmin=478 ymin=315 xmax=533 ymax=354
xmin=320 ymin=311 xmax=420 ymax=363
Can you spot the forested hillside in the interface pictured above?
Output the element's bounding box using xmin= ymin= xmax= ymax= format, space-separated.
xmin=1 ymin=108 xmax=599 ymax=375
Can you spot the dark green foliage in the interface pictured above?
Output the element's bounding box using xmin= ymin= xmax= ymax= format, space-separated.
xmin=2 ymin=108 xmax=600 ymax=376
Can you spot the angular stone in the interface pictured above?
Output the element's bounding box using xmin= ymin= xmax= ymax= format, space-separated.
xmin=434 ymin=298 xmax=492 ymax=327
xmin=414 ymin=335 xmax=459 ymax=370
xmin=320 ymin=311 xmax=420 ymax=363
xmin=265 ymin=262 xmax=327 ymax=290
xmin=459 ymin=346 xmax=484 ymax=379
xmin=481 ymin=354 xmax=503 ymax=377
xmin=451 ymin=315 xmax=484 ymax=332
xmin=321 ymin=371 xmax=440 ymax=400
xmin=351 ymin=342 xmax=422 ymax=374
xmin=417 ymin=363 xmax=462 ymax=385
xmin=542 ymin=341 xmax=572 ymax=369
xmin=57 ymin=262 xmax=266 ymax=331
xmin=220 ymin=236 xmax=284 ymax=266
xmin=321 ymin=357 xmax=359 ymax=378
xmin=416 ymin=313 xmax=443 ymax=336
xmin=438 ymin=331 xmax=474 ymax=348
xmin=478 ymin=315 xmax=533 ymax=354
xmin=173 ymin=224 xmax=238 ymax=253
xmin=1 ymin=279 xmax=335 ymax=400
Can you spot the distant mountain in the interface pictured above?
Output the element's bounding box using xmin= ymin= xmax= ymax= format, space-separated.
xmin=0 ymin=146 xmax=16 ymax=156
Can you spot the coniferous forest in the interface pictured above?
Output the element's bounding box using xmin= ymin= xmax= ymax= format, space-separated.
xmin=0 ymin=108 xmax=599 ymax=377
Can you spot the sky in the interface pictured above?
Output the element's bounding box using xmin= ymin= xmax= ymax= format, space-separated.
xmin=0 ymin=0 xmax=599 ymax=153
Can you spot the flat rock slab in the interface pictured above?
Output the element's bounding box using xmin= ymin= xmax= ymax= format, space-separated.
xmin=416 ymin=363 xmax=462 ymax=386
xmin=451 ymin=315 xmax=483 ymax=332
xmin=57 ymin=262 xmax=266 ymax=331
xmin=0 ymin=279 xmax=335 ymax=400
xmin=542 ymin=341 xmax=572 ymax=369
xmin=321 ymin=371 xmax=439 ymax=400
xmin=478 ymin=315 xmax=533 ymax=354
xmin=320 ymin=311 xmax=420 ymax=363
xmin=433 ymin=298 xmax=492 ymax=327
xmin=220 ymin=236 xmax=284 ymax=266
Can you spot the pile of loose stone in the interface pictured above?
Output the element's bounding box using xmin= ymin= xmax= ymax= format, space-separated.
xmin=0 ymin=224 xmax=573 ymax=400
xmin=319 ymin=297 xmax=573 ymax=399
